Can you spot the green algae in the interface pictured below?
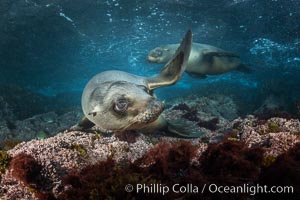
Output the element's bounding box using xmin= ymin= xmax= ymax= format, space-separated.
xmin=268 ymin=121 xmax=280 ymax=133
xmin=262 ymin=155 xmax=277 ymax=167
xmin=71 ymin=143 xmax=87 ymax=157
xmin=0 ymin=150 xmax=11 ymax=173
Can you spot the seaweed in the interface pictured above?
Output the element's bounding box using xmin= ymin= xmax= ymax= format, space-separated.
xmin=35 ymin=192 xmax=57 ymax=200
xmin=27 ymin=138 xmax=298 ymax=200
xmin=200 ymin=140 xmax=264 ymax=184
xmin=137 ymin=141 xmax=198 ymax=180
xmin=267 ymin=121 xmax=280 ymax=133
xmin=58 ymin=158 xmax=155 ymax=200
xmin=0 ymin=139 xmax=21 ymax=150
xmin=10 ymin=153 xmax=42 ymax=186
xmin=58 ymin=140 xmax=265 ymax=199
xmin=197 ymin=140 xmax=265 ymax=199
xmin=71 ymin=143 xmax=87 ymax=157
xmin=262 ymin=155 xmax=277 ymax=167
xmin=257 ymin=143 xmax=300 ymax=199
xmin=90 ymin=132 xmax=102 ymax=148
xmin=0 ymin=150 xmax=11 ymax=173
xmin=9 ymin=153 xmax=55 ymax=199
xmin=225 ymin=128 xmax=240 ymax=138
xmin=57 ymin=141 xmax=204 ymax=200
xmin=115 ymin=131 xmax=140 ymax=143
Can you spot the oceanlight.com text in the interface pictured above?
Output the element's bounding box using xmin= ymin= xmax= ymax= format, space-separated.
xmin=124 ymin=183 xmax=294 ymax=196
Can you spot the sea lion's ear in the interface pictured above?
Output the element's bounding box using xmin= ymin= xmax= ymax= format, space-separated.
xmin=146 ymin=30 xmax=192 ymax=90
xmin=69 ymin=117 xmax=95 ymax=131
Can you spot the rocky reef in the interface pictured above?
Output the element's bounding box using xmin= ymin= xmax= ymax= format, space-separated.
xmin=0 ymin=85 xmax=82 ymax=149
xmin=0 ymin=94 xmax=299 ymax=199
xmin=0 ymin=110 xmax=82 ymax=149
xmin=0 ymin=115 xmax=299 ymax=199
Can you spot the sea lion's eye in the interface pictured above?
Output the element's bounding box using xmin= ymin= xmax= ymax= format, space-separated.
xmin=113 ymin=98 xmax=128 ymax=113
xmin=157 ymin=50 xmax=162 ymax=56
xmin=151 ymin=49 xmax=162 ymax=57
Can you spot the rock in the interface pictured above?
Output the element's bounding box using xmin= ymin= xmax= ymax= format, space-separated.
xmin=254 ymin=95 xmax=294 ymax=119
xmin=168 ymin=94 xmax=238 ymax=121
xmin=0 ymin=85 xmax=81 ymax=121
xmin=0 ymin=115 xmax=299 ymax=199
xmin=163 ymin=94 xmax=238 ymax=143
xmin=0 ymin=110 xmax=82 ymax=148
xmin=1 ymin=91 xmax=300 ymax=198
xmin=232 ymin=115 xmax=300 ymax=157
xmin=0 ymin=85 xmax=53 ymax=121
xmin=0 ymin=96 xmax=14 ymax=121
xmin=255 ymin=95 xmax=285 ymax=114
xmin=0 ymin=131 xmax=154 ymax=198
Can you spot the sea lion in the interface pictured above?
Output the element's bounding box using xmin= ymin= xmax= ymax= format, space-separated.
xmin=75 ymin=30 xmax=202 ymax=137
xmin=147 ymin=43 xmax=250 ymax=78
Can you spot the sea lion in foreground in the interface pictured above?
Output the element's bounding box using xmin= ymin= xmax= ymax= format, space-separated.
xmin=75 ymin=30 xmax=202 ymax=137
xmin=147 ymin=43 xmax=250 ymax=78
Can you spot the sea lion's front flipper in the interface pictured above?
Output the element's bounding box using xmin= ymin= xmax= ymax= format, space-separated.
xmin=69 ymin=116 xmax=95 ymax=131
xmin=146 ymin=30 xmax=192 ymax=90
xmin=167 ymin=119 xmax=204 ymax=138
xmin=186 ymin=71 xmax=207 ymax=79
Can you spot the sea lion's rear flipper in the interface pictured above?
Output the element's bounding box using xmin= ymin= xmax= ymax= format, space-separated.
xmin=186 ymin=71 xmax=207 ymax=79
xmin=69 ymin=116 xmax=95 ymax=131
xmin=235 ymin=63 xmax=253 ymax=73
xmin=167 ymin=119 xmax=204 ymax=138
xmin=146 ymin=30 xmax=192 ymax=90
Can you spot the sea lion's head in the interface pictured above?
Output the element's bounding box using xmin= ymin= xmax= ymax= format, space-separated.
xmin=83 ymin=81 xmax=165 ymax=133
xmin=147 ymin=46 xmax=172 ymax=63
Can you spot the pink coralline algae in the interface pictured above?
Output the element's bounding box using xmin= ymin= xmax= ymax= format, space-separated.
xmin=0 ymin=131 xmax=155 ymax=199
xmin=233 ymin=116 xmax=300 ymax=157
xmin=0 ymin=115 xmax=299 ymax=199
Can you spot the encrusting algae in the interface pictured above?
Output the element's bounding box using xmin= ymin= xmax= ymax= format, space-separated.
xmin=0 ymin=151 xmax=11 ymax=174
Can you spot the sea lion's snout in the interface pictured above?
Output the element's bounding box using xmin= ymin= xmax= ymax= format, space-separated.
xmin=147 ymin=48 xmax=163 ymax=63
xmin=147 ymin=53 xmax=159 ymax=63
xmin=136 ymin=99 xmax=164 ymax=124
xmin=147 ymin=55 xmax=156 ymax=62
xmin=149 ymin=99 xmax=165 ymax=114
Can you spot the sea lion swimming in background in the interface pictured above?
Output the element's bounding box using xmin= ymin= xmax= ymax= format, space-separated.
xmin=74 ymin=30 xmax=203 ymax=137
xmin=147 ymin=43 xmax=250 ymax=78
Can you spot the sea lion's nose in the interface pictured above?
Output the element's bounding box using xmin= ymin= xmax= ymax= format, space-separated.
xmin=147 ymin=56 xmax=153 ymax=61
xmin=149 ymin=99 xmax=165 ymax=111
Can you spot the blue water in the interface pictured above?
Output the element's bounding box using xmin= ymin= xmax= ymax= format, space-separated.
xmin=0 ymin=0 xmax=299 ymax=112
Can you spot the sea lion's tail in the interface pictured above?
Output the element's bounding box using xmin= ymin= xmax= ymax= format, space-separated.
xmin=235 ymin=63 xmax=253 ymax=73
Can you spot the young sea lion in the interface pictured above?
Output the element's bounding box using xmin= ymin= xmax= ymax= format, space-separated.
xmin=75 ymin=30 xmax=203 ymax=137
xmin=148 ymin=43 xmax=250 ymax=78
